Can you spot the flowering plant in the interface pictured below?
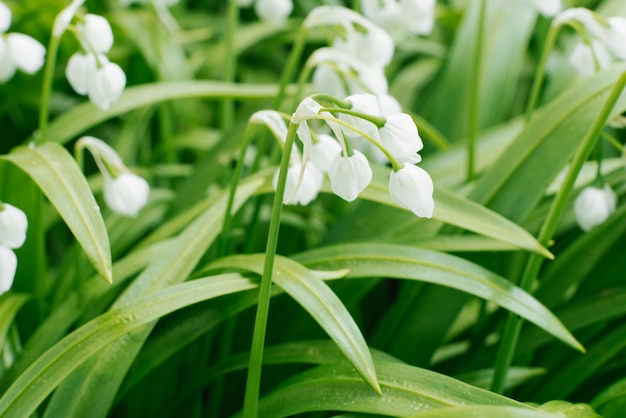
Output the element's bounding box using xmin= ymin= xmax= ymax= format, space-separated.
xmin=0 ymin=1 xmax=625 ymax=417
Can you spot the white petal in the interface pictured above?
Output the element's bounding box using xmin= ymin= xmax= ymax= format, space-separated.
xmin=312 ymin=65 xmax=348 ymax=99
xmin=328 ymin=150 xmax=371 ymax=202
xmin=0 ymin=37 xmax=16 ymax=82
xmin=604 ymin=17 xmax=626 ymax=61
xmin=361 ymin=0 xmax=406 ymax=40
xmin=340 ymin=94 xmax=380 ymax=139
xmin=379 ymin=113 xmax=423 ymax=160
xmin=88 ymin=60 xmax=126 ymax=110
xmin=573 ymin=185 xmax=617 ymax=231
xmin=400 ymin=0 xmax=435 ymax=35
xmin=274 ymin=163 xmax=322 ymax=206
xmin=250 ymin=110 xmax=288 ymax=142
xmin=78 ymin=14 xmax=114 ymax=54
xmin=53 ymin=0 xmax=85 ymax=36
xmin=0 ymin=246 xmax=16 ymax=294
xmin=6 ymin=33 xmax=45 ymax=74
xmin=0 ymin=1 xmax=11 ymax=33
xmin=311 ymin=134 xmax=342 ymax=172
xmin=103 ymin=172 xmax=150 ymax=217
xmin=292 ymin=97 xmax=322 ymax=123
xmin=0 ymin=203 xmax=28 ymax=248
xmin=389 ymin=163 xmax=434 ymax=218
xmin=530 ymin=0 xmax=562 ymax=17
xmin=254 ymin=0 xmax=293 ymax=27
xmin=66 ymin=52 xmax=97 ymax=95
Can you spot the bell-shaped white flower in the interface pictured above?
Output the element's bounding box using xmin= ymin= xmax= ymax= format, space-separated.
xmin=88 ymin=58 xmax=126 ymax=110
xmin=66 ymin=52 xmax=97 ymax=95
xmin=274 ymin=162 xmax=323 ymax=206
xmin=379 ymin=113 xmax=423 ymax=162
xmin=311 ymin=134 xmax=342 ymax=172
xmin=77 ymin=14 xmax=114 ymax=54
xmin=0 ymin=203 xmax=28 ymax=249
xmin=0 ymin=245 xmax=17 ymax=295
xmin=602 ymin=17 xmax=626 ymax=61
xmin=340 ymin=93 xmax=381 ymax=139
xmin=0 ymin=1 xmax=11 ymax=33
xmin=399 ymin=0 xmax=435 ymax=35
xmin=328 ymin=150 xmax=372 ymax=202
xmin=0 ymin=33 xmax=46 ymax=82
xmin=103 ymin=172 xmax=150 ymax=217
xmin=573 ymin=184 xmax=617 ymax=231
xmin=255 ymin=0 xmax=293 ymax=27
xmin=389 ymin=163 xmax=434 ymax=218
xmin=529 ymin=0 xmax=562 ymax=17
xmin=569 ymin=40 xmax=612 ymax=76
xmin=292 ymin=97 xmax=322 ymax=123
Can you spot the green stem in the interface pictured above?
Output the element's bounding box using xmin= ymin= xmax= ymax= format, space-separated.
xmin=491 ymin=71 xmax=626 ymax=394
xmin=37 ymin=34 xmax=61 ymax=144
xmin=221 ymin=0 xmax=239 ymax=131
xmin=242 ymin=121 xmax=298 ymax=417
xmin=524 ymin=23 xmax=559 ymax=123
xmin=467 ymin=0 xmax=487 ymax=182
xmin=273 ymin=27 xmax=308 ymax=110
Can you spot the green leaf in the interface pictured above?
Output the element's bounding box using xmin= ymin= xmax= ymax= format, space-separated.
xmin=295 ymin=243 xmax=582 ymax=351
xmin=256 ymin=361 xmax=537 ymax=417
xmin=2 ymin=143 xmax=112 ymax=283
xmin=0 ymin=294 xmax=31 ymax=348
xmin=592 ymin=376 xmax=626 ymax=418
xmin=0 ymin=274 xmax=257 ymax=418
xmin=207 ymin=254 xmax=380 ymax=393
xmin=404 ymin=406 xmax=556 ymax=418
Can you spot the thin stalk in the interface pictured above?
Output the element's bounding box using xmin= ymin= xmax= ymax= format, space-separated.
xmin=524 ymin=23 xmax=559 ymax=123
xmin=491 ymin=71 xmax=626 ymax=393
xmin=242 ymin=122 xmax=298 ymax=417
xmin=221 ymin=0 xmax=239 ymax=131
xmin=37 ymin=34 xmax=61 ymax=144
xmin=467 ymin=0 xmax=487 ymax=182
xmin=273 ymin=27 xmax=308 ymax=110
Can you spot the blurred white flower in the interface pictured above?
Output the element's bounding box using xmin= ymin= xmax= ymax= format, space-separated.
xmin=255 ymin=0 xmax=293 ymax=27
xmin=77 ymin=14 xmax=114 ymax=54
xmin=0 ymin=1 xmax=11 ymax=33
xmin=529 ymin=0 xmax=562 ymax=17
xmin=274 ymin=162 xmax=323 ymax=206
xmin=328 ymin=150 xmax=372 ymax=202
xmin=0 ymin=7 xmax=46 ymax=84
xmin=88 ymin=58 xmax=126 ymax=110
xmin=601 ymin=17 xmax=626 ymax=61
xmin=292 ymin=96 xmax=322 ymax=123
xmin=574 ymin=184 xmax=617 ymax=231
xmin=66 ymin=52 xmax=97 ymax=94
xmin=362 ymin=0 xmax=435 ymax=40
xmin=310 ymin=134 xmax=342 ymax=172
xmin=389 ymin=163 xmax=434 ymax=218
xmin=0 ymin=203 xmax=28 ymax=249
xmin=0 ymin=245 xmax=17 ymax=295
xmin=103 ymin=172 xmax=150 ymax=217
xmin=53 ymin=0 xmax=85 ymax=36
xmin=569 ymin=40 xmax=612 ymax=76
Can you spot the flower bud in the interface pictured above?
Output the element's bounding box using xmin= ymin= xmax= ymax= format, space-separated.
xmin=573 ymin=185 xmax=617 ymax=231
xmin=389 ymin=163 xmax=434 ymax=218
xmin=0 ymin=203 xmax=28 ymax=249
xmin=77 ymin=14 xmax=114 ymax=54
xmin=328 ymin=150 xmax=372 ymax=202
xmin=0 ymin=246 xmax=17 ymax=294
xmin=103 ymin=172 xmax=150 ymax=217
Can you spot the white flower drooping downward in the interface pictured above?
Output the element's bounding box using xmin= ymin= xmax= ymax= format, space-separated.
xmin=0 ymin=203 xmax=28 ymax=294
xmin=0 ymin=1 xmax=46 ymax=83
xmin=389 ymin=163 xmax=434 ymax=218
xmin=573 ymin=184 xmax=617 ymax=231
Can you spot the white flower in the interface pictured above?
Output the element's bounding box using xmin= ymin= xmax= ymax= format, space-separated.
xmin=103 ymin=172 xmax=150 ymax=217
xmin=362 ymin=0 xmax=435 ymax=40
xmin=328 ymin=150 xmax=372 ymax=202
xmin=529 ymin=0 xmax=562 ymax=17
xmin=66 ymin=52 xmax=97 ymax=95
xmin=389 ymin=163 xmax=434 ymax=218
xmin=88 ymin=58 xmax=126 ymax=110
xmin=0 ymin=203 xmax=27 ymax=249
xmin=573 ymin=185 xmax=617 ymax=231
xmin=602 ymin=17 xmax=626 ymax=61
xmin=0 ymin=33 xmax=46 ymax=82
xmin=311 ymin=134 xmax=342 ymax=172
xmin=379 ymin=113 xmax=423 ymax=162
xmin=274 ymin=162 xmax=323 ymax=206
xmin=254 ymin=0 xmax=293 ymax=26
xmin=53 ymin=0 xmax=85 ymax=37
xmin=340 ymin=94 xmax=381 ymax=139
xmin=399 ymin=0 xmax=435 ymax=35
xmin=77 ymin=14 xmax=114 ymax=54
xmin=292 ymin=97 xmax=322 ymax=123
xmin=569 ymin=40 xmax=612 ymax=76
xmin=0 ymin=245 xmax=17 ymax=294
xmin=250 ymin=110 xmax=288 ymax=142
xmin=0 ymin=1 xmax=11 ymax=33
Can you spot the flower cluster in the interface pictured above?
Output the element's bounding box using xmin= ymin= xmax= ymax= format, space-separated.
xmin=261 ymin=93 xmax=434 ymax=218
xmin=0 ymin=203 xmax=27 ymax=294
xmin=76 ymin=136 xmax=150 ymax=217
xmin=553 ymin=8 xmax=626 ymax=76
xmin=0 ymin=1 xmax=45 ymax=83
xmin=239 ymin=0 xmax=293 ymax=27
xmin=361 ymin=0 xmax=436 ymax=41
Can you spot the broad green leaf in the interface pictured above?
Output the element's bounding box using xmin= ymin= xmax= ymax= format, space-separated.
xmin=43 ymin=176 xmax=264 ymax=418
xmin=207 ymin=254 xmax=380 ymax=393
xmin=45 ymin=81 xmax=286 ymax=146
xmin=0 ymin=274 xmax=256 ymax=418
xmin=592 ymin=376 xmax=626 ymax=418
xmin=256 ymin=361 xmax=537 ymax=417
xmin=535 ymin=400 xmax=601 ymax=418
xmin=2 ymin=143 xmax=112 ymax=283
xmin=360 ymin=166 xmax=552 ymax=258
xmin=0 ymin=294 xmax=30 ymax=348
xmin=454 ymin=368 xmax=545 ymax=391
xmin=469 ymin=64 xmax=626 ymax=222
xmin=295 ymin=243 xmax=582 ymax=351
xmin=405 ymin=406 xmax=556 ymax=418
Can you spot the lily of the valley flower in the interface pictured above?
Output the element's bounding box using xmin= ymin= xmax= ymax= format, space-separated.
xmin=362 ymin=0 xmax=435 ymax=40
xmin=569 ymin=40 xmax=612 ymax=76
xmin=274 ymin=162 xmax=323 ymax=206
xmin=0 ymin=1 xmax=45 ymax=83
xmin=66 ymin=52 xmax=126 ymax=110
xmin=389 ymin=163 xmax=434 ymax=218
xmin=77 ymin=14 xmax=114 ymax=54
xmin=529 ymin=0 xmax=562 ymax=17
xmin=103 ymin=172 xmax=150 ymax=217
xmin=379 ymin=113 xmax=423 ymax=163
xmin=328 ymin=150 xmax=372 ymax=202
xmin=311 ymin=134 xmax=342 ymax=172
xmin=255 ymin=0 xmax=293 ymax=27
xmin=0 ymin=203 xmax=28 ymax=295
xmin=573 ymin=184 xmax=617 ymax=231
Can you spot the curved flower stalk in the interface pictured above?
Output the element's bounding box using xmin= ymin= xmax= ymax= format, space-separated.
xmin=0 ymin=1 xmax=46 ymax=83
xmin=0 ymin=203 xmax=28 ymax=294
xmin=75 ymin=136 xmax=150 ymax=217
xmin=573 ymin=184 xmax=617 ymax=231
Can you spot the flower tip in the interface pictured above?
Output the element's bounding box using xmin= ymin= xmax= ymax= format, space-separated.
xmin=103 ymin=172 xmax=150 ymax=217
